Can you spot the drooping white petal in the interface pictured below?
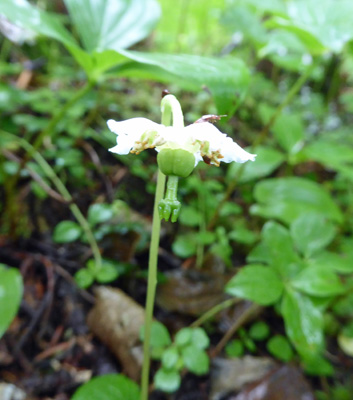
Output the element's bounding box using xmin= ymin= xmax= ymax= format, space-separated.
xmin=220 ymin=137 xmax=256 ymax=163
xmin=184 ymin=122 xmax=256 ymax=164
xmin=107 ymin=118 xmax=164 ymax=155
xmin=107 ymin=118 xmax=162 ymax=137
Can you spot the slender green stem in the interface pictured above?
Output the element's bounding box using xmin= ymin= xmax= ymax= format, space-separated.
xmin=165 ymin=176 xmax=179 ymax=200
xmin=1 ymin=130 xmax=102 ymax=269
xmin=191 ymin=297 xmax=240 ymax=328
xmin=140 ymin=169 xmax=166 ymax=400
xmin=141 ymin=94 xmax=184 ymax=400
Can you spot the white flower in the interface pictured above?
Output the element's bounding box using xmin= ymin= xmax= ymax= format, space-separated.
xmin=107 ymin=117 xmax=256 ymax=167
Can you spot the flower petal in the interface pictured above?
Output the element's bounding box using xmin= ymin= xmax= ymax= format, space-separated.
xmin=107 ymin=118 xmax=162 ymax=137
xmin=220 ymin=138 xmax=256 ymax=163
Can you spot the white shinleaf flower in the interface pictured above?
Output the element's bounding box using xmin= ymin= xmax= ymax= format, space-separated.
xmin=107 ymin=117 xmax=256 ymax=167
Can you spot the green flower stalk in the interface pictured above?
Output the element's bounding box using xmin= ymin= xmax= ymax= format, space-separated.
xmin=107 ymin=94 xmax=256 ymax=399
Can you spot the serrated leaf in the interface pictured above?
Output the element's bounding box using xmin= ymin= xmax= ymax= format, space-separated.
xmin=248 ymin=221 xmax=301 ymax=278
xmin=308 ymin=252 xmax=353 ymax=274
xmin=0 ymin=265 xmax=23 ymax=339
xmin=291 ymin=265 xmax=344 ymax=297
xmin=225 ymin=264 xmax=283 ymax=306
xmin=251 ymin=177 xmax=343 ymax=224
xmin=290 ymin=213 xmax=336 ymax=257
xmin=71 ymin=374 xmax=140 ymax=400
xmin=282 ymin=289 xmax=324 ymax=356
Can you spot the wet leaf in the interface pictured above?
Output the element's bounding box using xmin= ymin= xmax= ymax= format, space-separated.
xmin=53 ymin=220 xmax=82 ymax=243
xmin=251 ymin=177 xmax=343 ymax=224
xmin=290 ymin=214 xmax=336 ymax=257
xmin=282 ymin=289 xmax=324 ymax=355
xmin=226 ymin=265 xmax=283 ymax=306
xmin=0 ymin=265 xmax=23 ymax=339
xmin=72 ymin=374 xmax=140 ymax=400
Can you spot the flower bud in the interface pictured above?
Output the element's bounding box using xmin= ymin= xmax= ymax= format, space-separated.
xmin=157 ymin=148 xmax=195 ymax=178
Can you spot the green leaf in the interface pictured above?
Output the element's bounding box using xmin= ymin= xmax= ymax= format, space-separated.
xmin=172 ymin=234 xmax=197 ymax=258
xmin=265 ymin=0 xmax=353 ymax=54
xmin=226 ymin=146 xmax=285 ymax=184
xmin=248 ymin=221 xmax=301 ymax=277
xmin=0 ymin=265 xmax=23 ymax=339
xmin=175 ymin=328 xmax=193 ymax=347
xmin=225 ymin=265 xmax=283 ymax=306
xmin=308 ymin=252 xmax=353 ymax=274
xmin=71 ymin=374 xmax=140 ymax=400
xmin=271 ymin=113 xmax=304 ymax=155
xmin=87 ymin=203 xmax=114 ymax=226
xmin=161 ymin=347 xmax=180 ymax=370
xmin=291 ymin=265 xmax=344 ymax=297
xmin=225 ymin=339 xmax=244 ymax=358
xmin=140 ymin=321 xmax=171 ymax=349
xmin=191 ymin=328 xmax=210 ymax=350
xmin=53 ymin=221 xmax=82 ymax=243
xmin=154 ymin=368 xmax=181 ymax=393
xmin=74 ymin=268 xmax=94 ymax=289
xmin=63 ymin=0 xmax=161 ymax=53
xmin=301 ymin=354 xmax=334 ymax=376
xmin=290 ymin=214 xmax=337 ymax=257
xmin=115 ymin=50 xmax=250 ymax=115
xmin=181 ymin=345 xmax=209 ymax=375
xmin=267 ymin=335 xmax=293 ymax=362
xmin=249 ymin=321 xmax=270 ymax=341
xmin=251 ymin=177 xmax=343 ymax=225
xmin=282 ymin=289 xmax=324 ymax=356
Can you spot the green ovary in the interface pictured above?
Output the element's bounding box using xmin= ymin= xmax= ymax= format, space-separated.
xmin=157 ymin=148 xmax=195 ymax=178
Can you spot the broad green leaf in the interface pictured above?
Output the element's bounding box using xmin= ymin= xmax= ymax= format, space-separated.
xmin=290 ymin=214 xmax=336 ymax=257
xmin=63 ymin=0 xmax=161 ymax=52
xmin=308 ymin=252 xmax=353 ymax=274
xmin=154 ymin=368 xmax=181 ymax=393
xmin=282 ymin=289 xmax=324 ymax=356
xmin=181 ymin=345 xmax=209 ymax=375
xmin=271 ymin=113 xmax=304 ymax=155
xmin=225 ymin=264 xmax=283 ymax=306
xmin=267 ymin=335 xmax=293 ymax=362
xmin=172 ymin=234 xmax=197 ymax=258
xmin=251 ymin=177 xmax=343 ymax=224
xmin=264 ymin=0 xmax=353 ymax=54
xmin=291 ymin=265 xmax=344 ymax=297
xmin=114 ymin=50 xmax=250 ymax=115
xmin=226 ymin=146 xmax=285 ymax=183
xmin=53 ymin=221 xmax=82 ymax=243
xmin=248 ymin=221 xmax=301 ymax=277
xmin=0 ymin=265 xmax=23 ymax=339
xmin=71 ymin=374 xmax=140 ymax=400
xmin=301 ymin=139 xmax=353 ymax=179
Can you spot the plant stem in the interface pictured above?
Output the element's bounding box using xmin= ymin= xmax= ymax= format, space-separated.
xmin=141 ymin=94 xmax=183 ymax=400
xmin=1 ymin=130 xmax=102 ymax=269
xmin=191 ymin=297 xmax=241 ymax=328
xmin=165 ymin=176 xmax=179 ymax=200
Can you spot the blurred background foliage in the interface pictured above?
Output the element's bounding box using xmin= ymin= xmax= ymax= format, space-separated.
xmin=1 ymin=0 xmax=353 ymax=399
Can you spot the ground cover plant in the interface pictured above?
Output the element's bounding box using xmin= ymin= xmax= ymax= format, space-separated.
xmin=1 ymin=0 xmax=353 ymax=399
